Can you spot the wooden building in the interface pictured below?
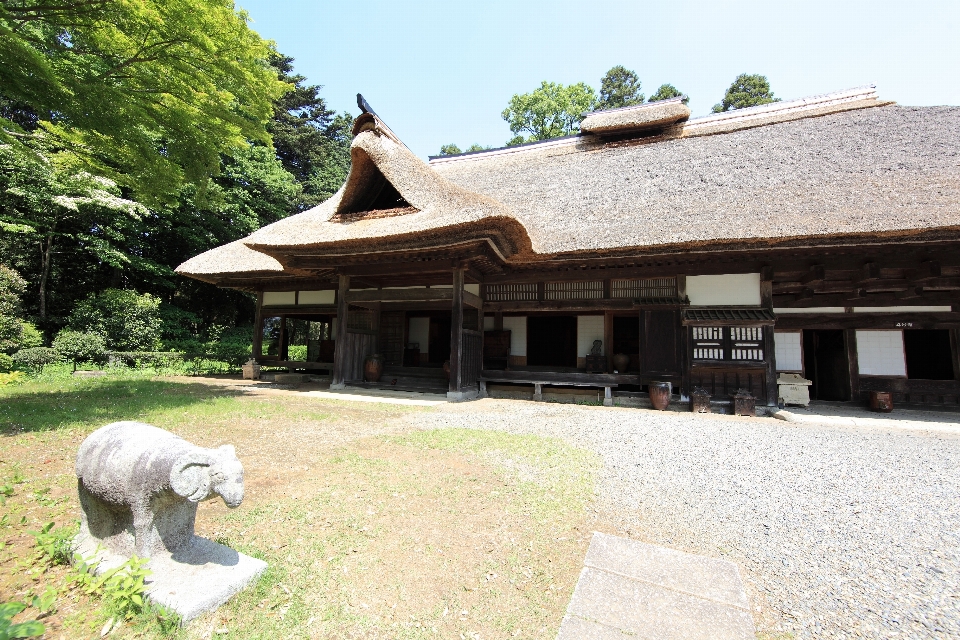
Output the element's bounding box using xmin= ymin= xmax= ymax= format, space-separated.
xmin=177 ymin=86 xmax=960 ymax=409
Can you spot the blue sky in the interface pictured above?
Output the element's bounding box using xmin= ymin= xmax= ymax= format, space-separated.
xmin=237 ymin=0 xmax=960 ymax=159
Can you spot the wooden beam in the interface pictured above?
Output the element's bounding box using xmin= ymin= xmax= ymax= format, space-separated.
xmin=799 ymin=265 xmax=826 ymax=285
xmin=483 ymin=299 xmax=682 ymax=313
xmin=331 ymin=275 xmax=350 ymax=389
xmin=252 ymin=292 xmax=264 ymax=359
xmin=764 ymin=326 xmax=778 ymax=407
xmin=845 ymin=329 xmax=860 ymax=402
xmin=774 ymin=312 xmax=960 ymax=331
xmin=449 ymin=267 xmax=465 ymax=394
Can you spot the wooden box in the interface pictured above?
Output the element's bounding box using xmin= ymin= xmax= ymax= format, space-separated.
xmin=584 ymin=355 xmax=606 ymax=373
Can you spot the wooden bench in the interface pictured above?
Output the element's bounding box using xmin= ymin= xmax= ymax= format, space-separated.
xmin=479 ymin=370 xmax=636 ymax=407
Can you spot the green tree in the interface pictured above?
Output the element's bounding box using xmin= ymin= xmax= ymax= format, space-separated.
xmin=648 ymin=84 xmax=689 ymax=104
xmin=502 ymin=81 xmax=596 ymax=144
xmin=712 ymin=74 xmax=779 ymax=113
xmin=0 ymin=144 xmax=146 ymax=323
xmin=596 ymin=66 xmax=644 ymax=110
xmin=67 ymin=289 xmax=162 ymax=351
xmin=0 ymin=0 xmax=287 ymax=204
xmin=0 ymin=265 xmax=26 ymax=353
xmin=268 ymin=54 xmax=352 ymax=210
xmin=439 ymin=144 xmax=462 ymax=156
xmin=465 ymin=144 xmax=492 ymax=152
xmin=52 ymin=330 xmax=106 ymax=371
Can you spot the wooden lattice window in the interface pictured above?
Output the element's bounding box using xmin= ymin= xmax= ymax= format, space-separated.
xmin=347 ymin=307 xmax=374 ymax=331
xmin=544 ymin=281 xmax=604 ymax=300
xmin=611 ymin=277 xmax=677 ymax=299
xmin=730 ymin=327 xmax=764 ymax=361
xmin=692 ymin=326 xmax=765 ymax=362
xmin=692 ymin=327 xmax=724 ymax=360
xmin=484 ymin=283 xmax=538 ymax=302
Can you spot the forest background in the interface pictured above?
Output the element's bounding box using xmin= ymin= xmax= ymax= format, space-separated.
xmin=0 ymin=0 xmax=352 ymax=359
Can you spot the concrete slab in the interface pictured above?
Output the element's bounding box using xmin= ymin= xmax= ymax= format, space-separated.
xmin=557 ymin=533 xmax=754 ymax=640
xmin=76 ymin=533 xmax=266 ymax=623
xmin=584 ymin=532 xmax=749 ymax=609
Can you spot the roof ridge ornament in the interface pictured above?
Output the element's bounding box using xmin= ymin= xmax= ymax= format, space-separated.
xmin=357 ymin=93 xmax=378 ymax=117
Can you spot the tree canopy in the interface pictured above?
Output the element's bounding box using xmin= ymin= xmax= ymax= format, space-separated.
xmin=595 ymin=66 xmax=644 ymax=111
xmin=502 ymin=81 xmax=596 ymax=145
xmin=0 ymin=0 xmax=287 ymax=204
xmin=648 ymin=84 xmax=689 ymax=104
xmin=438 ymin=144 xmax=462 ymax=156
xmin=712 ymin=74 xmax=779 ymax=113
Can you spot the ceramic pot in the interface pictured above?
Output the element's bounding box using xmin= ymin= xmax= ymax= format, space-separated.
xmin=648 ymin=381 xmax=671 ymax=411
xmin=442 ymin=360 xmax=451 ymax=380
xmin=612 ymin=353 xmax=630 ymax=373
xmin=364 ymin=353 xmax=383 ymax=382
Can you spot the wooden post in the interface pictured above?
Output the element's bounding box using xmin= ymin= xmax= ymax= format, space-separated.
xmin=252 ymin=291 xmax=264 ymax=361
xmin=449 ymin=267 xmax=465 ymax=394
xmin=845 ymin=328 xmax=860 ymax=403
xmin=760 ymin=269 xmax=774 ymax=309
xmin=604 ymin=311 xmax=614 ymax=373
xmin=677 ymin=274 xmax=687 ymax=302
xmin=763 ymin=326 xmax=777 ymax=406
xmin=950 ymin=329 xmax=960 ymax=382
xmin=331 ymin=275 xmax=350 ymax=389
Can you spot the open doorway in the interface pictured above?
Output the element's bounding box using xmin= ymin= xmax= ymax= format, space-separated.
xmin=802 ymin=330 xmax=850 ymax=401
xmin=613 ymin=316 xmax=640 ymax=371
xmin=527 ymin=316 xmax=577 ymax=368
xmin=904 ymin=329 xmax=955 ymax=380
xmin=428 ymin=315 xmax=451 ymax=365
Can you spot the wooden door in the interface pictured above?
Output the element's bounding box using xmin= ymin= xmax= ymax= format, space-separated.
xmin=642 ymin=310 xmax=681 ymax=375
xmin=378 ymin=312 xmax=405 ymax=366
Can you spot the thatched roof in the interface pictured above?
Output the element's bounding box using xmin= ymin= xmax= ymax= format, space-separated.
xmin=176 ymin=88 xmax=960 ymax=283
xmin=174 ymin=239 xmax=285 ymax=283
xmin=579 ymin=97 xmax=690 ymax=135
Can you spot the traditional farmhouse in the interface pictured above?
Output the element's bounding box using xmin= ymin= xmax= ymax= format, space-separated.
xmin=177 ymin=86 xmax=960 ymax=409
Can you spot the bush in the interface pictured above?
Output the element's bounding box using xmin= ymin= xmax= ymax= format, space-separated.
xmin=53 ymin=330 xmax=107 ymax=371
xmin=17 ymin=322 xmax=43 ymax=349
xmin=67 ymin=289 xmax=162 ymax=351
xmin=0 ymin=371 xmax=25 ymax=386
xmin=13 ymin=347 xmax=58 ymax=373
xmin=0 ymin=354 xmax=12 ymax=373
xmin=0 ymin=265 xmax=27 ymax=354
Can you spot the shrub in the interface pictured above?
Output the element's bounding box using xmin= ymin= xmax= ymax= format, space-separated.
xmin=0 ymin=354 xmax=12 ymax=373
xmin=0 ymin=371 xmax=25 ymax=386
xmin=17 ymin=322 xmax=43 ymax=349
xmin=12 ymin=347 xmax=58 ymax=373
xmin=0 ymin=265 xmax=27 ymax=354
xmin=67 ymin=289 xmax=162 ymax=351
xmin=53 ymin=330 xmax=107 ymax=371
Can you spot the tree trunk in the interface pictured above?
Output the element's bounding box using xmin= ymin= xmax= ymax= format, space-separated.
xmin=39 ymin=230 xmax=54 ymax=323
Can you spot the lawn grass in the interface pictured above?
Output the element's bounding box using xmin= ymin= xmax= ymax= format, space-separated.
xmin=0 ymin=370 xmax=602 ymax=639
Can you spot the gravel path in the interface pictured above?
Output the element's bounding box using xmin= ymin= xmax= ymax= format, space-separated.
xmin=406 ymin=399 xmax=960 ymax=639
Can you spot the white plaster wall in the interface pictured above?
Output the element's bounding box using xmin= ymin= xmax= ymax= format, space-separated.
xmin=483 ymin=316 xmax=495 ymax=330
xmin=465 ymin=284 xmax=480 ymax=296
xmin=297 ymin=290 xmax=335 ymax=305
xmin=856 ymin=330 xmax=906 ymax=376
xmin=408 ymin=317 xmax=430 ymax=356
xmin=263 ymin=291 xmax=295 ymax=306
xmin=687 ymin=274 xmax=761 ymax=306
xmin=577 ymin=316 xmax=605 ymax=357
xmin=502 ymin=316 xmax=527 ymax=356
xmin=775 ymin=332 xmax=803 ymax=372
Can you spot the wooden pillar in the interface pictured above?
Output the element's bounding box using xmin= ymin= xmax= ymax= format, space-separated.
xmin=845 ymin=328 xmax=860 ymax=403
xmin=763 ymin=325 xmax=777 ymax=406
xmin=949 ymin=327 xmax=960 ymax=381
xmin=331 ymin=275 xmax=350 ymax=389
xmin=681 ymin=325 xmax=692 ymax=401
xmin=449 ymin=267 xmax=465 ymax=394
xmin=604 ymin=311 xmax=614 ymax=373
xmin=760 ymin=268 xmax=774 ymax=309
xmin=252 ymin=291 xmax=264 ymax=361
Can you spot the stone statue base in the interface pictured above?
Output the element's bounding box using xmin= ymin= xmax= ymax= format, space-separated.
xmin=75 ymin=531 xmax=267 ymax=623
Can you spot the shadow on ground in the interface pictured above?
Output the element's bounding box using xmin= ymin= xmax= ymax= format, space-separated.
xmin=0 ymin=379 xmax=246 ymax=434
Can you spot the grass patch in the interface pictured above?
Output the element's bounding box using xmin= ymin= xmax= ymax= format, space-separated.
xmin=0 ymin=374 xmax=601 ymax=638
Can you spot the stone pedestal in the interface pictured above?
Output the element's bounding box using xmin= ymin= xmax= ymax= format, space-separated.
xmin=690 ymin=387 xmax=711 ymax=413
xmin=777 ymin=373 xmax=811 ymax=406
xmin=75 ymin=532 xmax=266 ymax=623
xmin=731 ymin=389 xmax=756 ymax=417
xmin=241 ymin=359 xmax=261 ymax=380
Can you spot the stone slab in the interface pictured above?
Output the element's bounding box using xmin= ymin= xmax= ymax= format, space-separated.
xmin=561 ymin=567 xmax=755 ymax=640
xmin=557 ymin=533 xmax=755 ymax=640
xmin=76 ymin=533 xmax=266 ymax=623
xmin=584 ymin=532 xmax=749 ymax=610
